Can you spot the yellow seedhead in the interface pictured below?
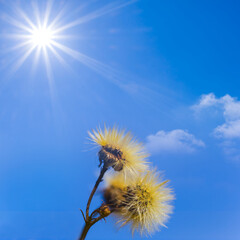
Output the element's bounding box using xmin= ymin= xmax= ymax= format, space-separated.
xmin=89 ymin=126 xmax=148 ymax=177
xmin=103 ymin=171 xmax=174 ymax=236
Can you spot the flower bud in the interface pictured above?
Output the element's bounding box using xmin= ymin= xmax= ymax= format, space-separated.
xmin=98 ymin=145 xmax=124 ymax=171
xmin=99 ymin=203 xmax=111 ymax=217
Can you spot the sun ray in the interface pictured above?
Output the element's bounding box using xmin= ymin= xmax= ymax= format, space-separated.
xmin=47 ymin=8 xmax=65 ymax=30
xmin=12 ymin=45 xmax=35 ymax=72
xmin=16 ymin=8 xmax=37 ymax=31
xmin=5 ymin=40 xmax=33 ymax=53
xmin=1 ymin=33 xmax=31 ymax=40
xmin=43 ymin=0 xmax=53 ymax=28
xmin=48 ymin=44 xmax=69 ymax=68
xmin=53 ymin=0 xmax=137 ymax=34
xmin=43 ymin=46 xmax=53 ymax=85
xmin=2 ymin=13 xmax=33 ymax=33
xmin=32 ymin=46 xmax=41 ymax=74
xmin=1 ymin=0 xmax=138 ymax=88
xmin=51 ymin=40 xmax=125 ymax=88
xmin=31 ymin=1 xmax=41 ymax=27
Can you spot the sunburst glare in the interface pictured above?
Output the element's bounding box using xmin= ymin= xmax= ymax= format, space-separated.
xmin=1 ymin=0 xmax=137 ymax=82
xmin=30 ymin=26 xmax=54 ymax=48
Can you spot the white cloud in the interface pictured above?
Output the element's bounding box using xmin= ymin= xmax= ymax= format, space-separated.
xmin=214 ymin=120 xmax=240 ymax=139
xmin=193 ymin=93 xmax=240 ymax=139
xmin=193 ymin=93 xmax=240 ymax=161
xmin=192 ymin=93 xmax=219 ymax=110
xmin=145 ymin=129 xmax=205 ymax=154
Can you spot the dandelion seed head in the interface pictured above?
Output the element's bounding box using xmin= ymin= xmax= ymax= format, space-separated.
xmin=103 ymin=171 xmax=174 ymax=236
xmin=88 ymin=126 xmax=148 ymax=177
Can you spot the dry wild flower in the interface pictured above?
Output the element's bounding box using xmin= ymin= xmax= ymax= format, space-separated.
xmin=103 ymin=170 xmax=174 ymax=236
xmin=78 ymin=126 xmax=174 ymax=240
xmin=88 ymin=126 xmax=148 ymax=176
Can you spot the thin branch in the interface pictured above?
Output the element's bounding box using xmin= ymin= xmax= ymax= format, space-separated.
xmin=78 ymin=166 xmax=109 ymax=240
xmin=80 ymin=209 xmax=86 ymax=222
xmin=85 ymin=166 xmax=108 ymax=219
xmin=89 ymin=208 xmax=100 ymax=219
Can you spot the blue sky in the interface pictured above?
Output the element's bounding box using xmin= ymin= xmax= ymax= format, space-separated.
xmin=0 ymin=0 xmax=240 ymax=239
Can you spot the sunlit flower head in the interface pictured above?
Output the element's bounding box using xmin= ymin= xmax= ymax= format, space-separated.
xmin=88 ymin=126 xmax=148 ymax=176
xmin=103 ymin=170 xmax=174 ymax=236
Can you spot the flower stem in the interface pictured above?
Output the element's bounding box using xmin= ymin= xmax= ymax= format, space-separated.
xmin=86 ymin=166 xmax=108 ymax=219
xmin=78 ymin=166 xmax=108 ymax=240
xmin=79 ymin=222 xmax=92 ymax=240
xmin=79 ymin=214 xmax=107 ymax=240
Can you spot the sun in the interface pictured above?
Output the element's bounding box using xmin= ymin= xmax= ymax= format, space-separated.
xmin=2 ymin=0 xmax=137 ymax=83
xmin=30 ymin=26 xmax=54 ymax=48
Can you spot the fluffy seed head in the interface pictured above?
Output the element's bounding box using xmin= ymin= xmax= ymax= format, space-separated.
xmin=103 ymin=171 xmax=174 ymax=236
xmin=89 ymin=126 xmax=148 ymax=176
